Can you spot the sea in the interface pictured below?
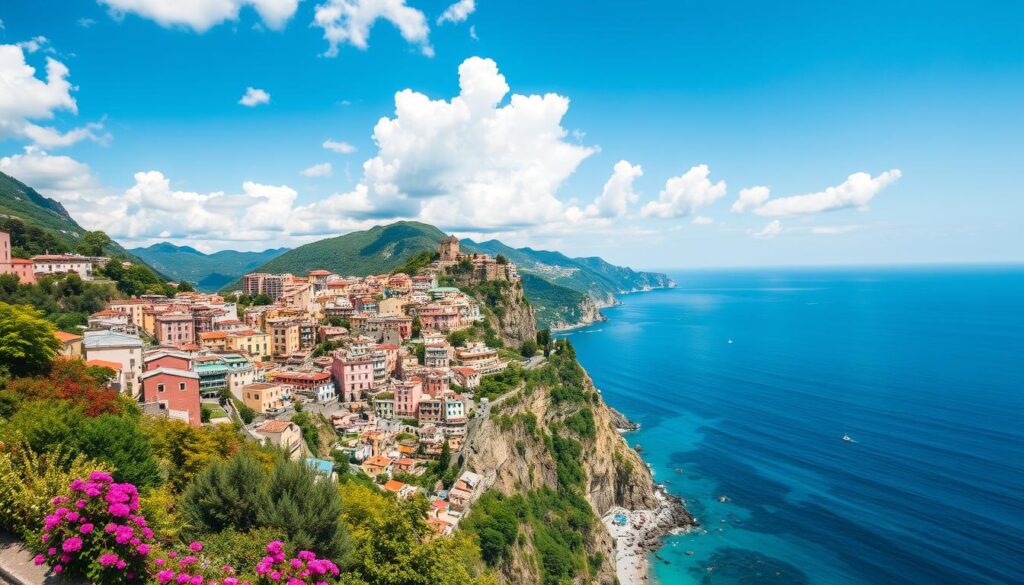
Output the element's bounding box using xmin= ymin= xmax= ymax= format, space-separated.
xmin=559 ymin=266 xmax=1024 ymax=585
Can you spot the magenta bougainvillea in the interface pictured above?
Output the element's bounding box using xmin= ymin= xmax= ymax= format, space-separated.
xmin=254 ymin=541 xmax=340 ymax=585
xmin=34 ymin=471 xmax=154 ymax=583
xmin=34 ymin=473 xmax=342 ymax=585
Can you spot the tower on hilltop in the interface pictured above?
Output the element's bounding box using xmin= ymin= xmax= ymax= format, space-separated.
xmin=439 ymin=235 xmax=461 ymax=263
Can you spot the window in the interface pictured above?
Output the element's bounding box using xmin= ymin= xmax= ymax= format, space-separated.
xmin=157 ymin=383 xmax=165 ymax=392
xmin=179 ymin=383 xmax=186 ymax=391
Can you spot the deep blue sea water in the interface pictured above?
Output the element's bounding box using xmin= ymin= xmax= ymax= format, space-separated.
xmin=560 ymin=267 xmax=1024 ymax=585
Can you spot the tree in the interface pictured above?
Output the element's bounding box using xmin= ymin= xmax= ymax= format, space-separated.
xmin=536 ymin=328 xmax=552 ymax=356
xmin=411 ymin=315 xmax=422 ymax=338
xmin=76 ymin=414 xmax=162 ymax=489
xmin=495 ymin=254 xmax=508 ymax=265
xmin=519 ymin=339 xmax=538 ymax=358
xmin=177 ymin=281 xmax=196 ymax=293
xmin=260 ymin=458 xmax=349 ymax=561
xmin=0 ymin=302 xmax=59 ymax=377
xmin=183 ymin=452 xmax=268 ymax=533
xmin=447 ymin=329 xmax=471 ymax=347
xmin=201 ymin=404 xmax=212 ymax=423
xmin=437 ymin=438 xmax=451 ymax=472
xmin=76 ymin=231 xmax=112 ymax=257
xmin=237 ymin=403 xmax=255 ymax=424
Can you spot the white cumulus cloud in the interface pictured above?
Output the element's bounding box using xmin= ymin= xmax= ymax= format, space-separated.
xmin=313 ymin=0 xmax=432 ymax=57
xmin=239 ymin=87 xmax=270 ymax=106
xmin=641 ymin=164 xmax=726 ymax=219
xmin=0 ymin=44 xmax=109 ymax=149
xmin=731 ymin=185 xmax=770 ymax=213
xmin=437 ymin=0 xmax=475 ymax=24
xmin=755 ymin=170 xmax=901 ymax=216
xmin=565 ymin=160 xmax=642 ymax=221
xmin=311 ymin=56 xmax=595 ymax=231
xmin=752 ymin=220 xmax=782 ymax=239
xmin=98 ymin=0 xmax=300 ymax=32
xmin=691 ymin=215 xmax=713 ymax=225
xmin=323 ymin=139 xmax=356 ymax=154
xmin=301 ymin=162 xmax=333 ymax=177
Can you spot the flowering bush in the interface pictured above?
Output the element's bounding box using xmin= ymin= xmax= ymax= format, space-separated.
xmin=255 ymin=541 xmax=340 ymax=585
xmin=34 ymin=471 xmax=155 ymax=583
xmin=150 ymin=541 xmax=252 ymax=585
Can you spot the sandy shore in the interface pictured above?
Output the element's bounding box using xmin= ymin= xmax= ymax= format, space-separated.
xmin=603 ymin=488 xmax=694 ymax=584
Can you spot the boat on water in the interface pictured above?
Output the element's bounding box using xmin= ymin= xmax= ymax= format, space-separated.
xmin=727 ymin=338 xmax=734 ymax=344
xmin=843 ymin=434 xmax=854 ymax=442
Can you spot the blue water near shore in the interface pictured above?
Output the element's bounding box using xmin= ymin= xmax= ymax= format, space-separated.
xmin=560 ymin=267 xmax=1024 ymax=585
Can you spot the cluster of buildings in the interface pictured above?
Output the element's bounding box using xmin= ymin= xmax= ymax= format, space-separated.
xmin=44 ymin=235 xmax=515 ymax=526
xmin=1 ymin=230 xmax=111 ymax=284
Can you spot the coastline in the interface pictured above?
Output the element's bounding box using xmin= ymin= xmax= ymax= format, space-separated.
xmin=603 ymin=487 xmax=694 ymax=584
xmin=549 ymin=282 xmax=675 ymax=333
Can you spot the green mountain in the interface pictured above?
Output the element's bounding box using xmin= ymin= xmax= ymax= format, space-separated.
xmin=464 ymin=239 xmax=675 ymax=306
xmin=237 ymin=221 xmax=673 ymax=329
xmin=0 ymin=170 xmax=142 ymax=263
xmin=252 ymin=221 xmax=451 ymax=277
xmin=131 ymin=242 xmax=289 ymax=292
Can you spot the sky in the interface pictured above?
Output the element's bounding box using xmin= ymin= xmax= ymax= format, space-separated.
xmin=0 ymin=0 xmax=1022 ymax=270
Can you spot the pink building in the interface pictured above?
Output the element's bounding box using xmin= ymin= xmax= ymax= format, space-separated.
xmin=417 ymin=306 xmax=460 ymax=332
xmin=394 ymin=379 xmax=423 ymax=418
xmin=154 ymin=313 xmax=195 ymax=347
xmin=330 ymin=355 xmax=374 ymax=402
xmin=423 ymin=372 xmax=449 ymax=398
xmin=141 ymin=368 xmax=201 ymax=426
xmin=0 ymin=231 xmax=35 ymax=284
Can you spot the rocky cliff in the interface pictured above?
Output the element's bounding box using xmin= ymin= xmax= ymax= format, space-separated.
xmin=548 ymin=295 xmax=607 ymax=332
xmin=459 ymin=343 xmax=692 ymax=584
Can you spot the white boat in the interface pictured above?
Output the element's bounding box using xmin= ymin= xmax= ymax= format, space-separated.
xmin=727 ymin=339 xmax=733 ymax=344
xmin=843 ymin=434 xmax=853 ymax=442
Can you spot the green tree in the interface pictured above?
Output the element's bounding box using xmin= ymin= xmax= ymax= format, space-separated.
xmin=518 ymin=339 xmax=538 ymax=358
xmin=447 ymin=329 xmax=471 ymax=347
xmin=183 ymin=452 xmax=268 ymax=533
xmin=76 ymin=231 xmax=112 ymax=257
xmin=177 ymin=281 xmax=196 ymax=293
xmin=437 ymin=438 xmax=451 ymax=472
xmin=76 ymin=414 xmax=162 ymax=489
xmin=260 ymin=458 xmax=349 ymax=561
xmin=536 ymin=328 xmax=552 ymax=356
xmin=0 ymin=302 xmax=60 ymax=377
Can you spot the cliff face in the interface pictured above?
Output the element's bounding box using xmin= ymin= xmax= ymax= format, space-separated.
xmin=547 ymin=296 xmax=606 ymax=332
xmin=460 ymin=349 xmax=687 ymax=584
xmin=470 ymin=279 xmax=536 ymax=347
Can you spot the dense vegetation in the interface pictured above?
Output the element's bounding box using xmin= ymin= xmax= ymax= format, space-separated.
xmin=461 ymin=339 xmax=605 ymax=584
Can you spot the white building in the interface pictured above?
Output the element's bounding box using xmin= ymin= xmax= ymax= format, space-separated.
xmin=31 ymin=254 xmax=108 ymax=280
xmin=83 ymin=330 xmax=145 ymax=397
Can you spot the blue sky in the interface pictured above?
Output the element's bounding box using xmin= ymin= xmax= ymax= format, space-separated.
xmin=0 ymin=0 xmax=1021 ymax=269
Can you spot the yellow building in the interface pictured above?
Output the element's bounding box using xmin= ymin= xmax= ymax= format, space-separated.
xmin=267 ymin=319 xmax=300 ymax=358
xmin=226 ymin=329 xmax=272 ymax=362
xmin=241 ymin=382 xmax=286 ymax=414
xmin=198 ymin=331 xmax=227 ymax=351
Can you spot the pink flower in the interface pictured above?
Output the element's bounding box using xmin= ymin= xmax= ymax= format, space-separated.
xmin=108 ymin=503 xmax=131 ymax=517
xmin=61 ymin=537 xmax=82 ymax=553
xmin=32 ymin=554 xmax=45 ymax=566
xmin=137 ymin=543 xmax=151 ymax=556
xmin=156 ymin=569 xmax=175 ymax=584
xmin=189 ymin=541 xmax=203 ymax=553
xmin=79 ymin=523 xmax=94 ymax=534
xmin=53 ymin=564 xmax=63 ymax=573
xmin=99 ymin=553 xmax=120 ymax=567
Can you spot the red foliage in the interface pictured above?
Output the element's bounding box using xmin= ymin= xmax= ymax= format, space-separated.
xmin=6 ymin=359 xmax=122 ymax=417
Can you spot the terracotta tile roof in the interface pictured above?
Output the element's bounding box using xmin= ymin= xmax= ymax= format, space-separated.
xmin=53 ymin=331 xmax=82 ymax=342
xmin=84 ymin=359 xmax=122 ymax=371
xmin=383 ymin=480 xmax=406 ymax=492
xmin=199 ymin=331 xmax=227 ymax=340
xmin=256 ymin=420 xmax=294 ymax=433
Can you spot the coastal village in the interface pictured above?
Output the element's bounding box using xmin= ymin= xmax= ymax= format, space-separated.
xmin=2 ymin=230 xmax=523 ymax=535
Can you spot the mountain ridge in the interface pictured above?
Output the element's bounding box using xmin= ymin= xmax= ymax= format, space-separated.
xmin=130 ymin=242 xmax=290 ymax=291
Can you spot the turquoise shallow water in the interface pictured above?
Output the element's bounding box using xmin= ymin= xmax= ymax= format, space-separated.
xmin=560 ymin=267 xmax=1024 ymax=585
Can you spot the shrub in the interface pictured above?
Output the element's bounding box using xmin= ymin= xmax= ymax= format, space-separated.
xmin=183 ymin=452 xmax=267 ymax=534
xmin=254 ymin=540 xmax=340 ymax=584
xmin=0 ymin=448 xmax=109 ymax=541
xmin=76 ymin=414 xmax=162 ymax=490
xmin=34 ymin=471 xmax=154 ymax=584
xmin=149 ymin=541 xmax=249 ymax=585
xmin=260 ymin=459 xmax=349 ymax=561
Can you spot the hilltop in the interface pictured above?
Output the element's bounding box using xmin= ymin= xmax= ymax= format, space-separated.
xmin=130 ymin=242 xmax=289 ymax=291
xmin=235 ymin=221 xmax=673 ymax=329
xmin=0 ymin=170 xmax=145 ymax=264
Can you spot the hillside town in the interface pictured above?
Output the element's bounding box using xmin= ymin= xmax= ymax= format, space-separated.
xmin=6 ymin=231 xmax=529 ymax=535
